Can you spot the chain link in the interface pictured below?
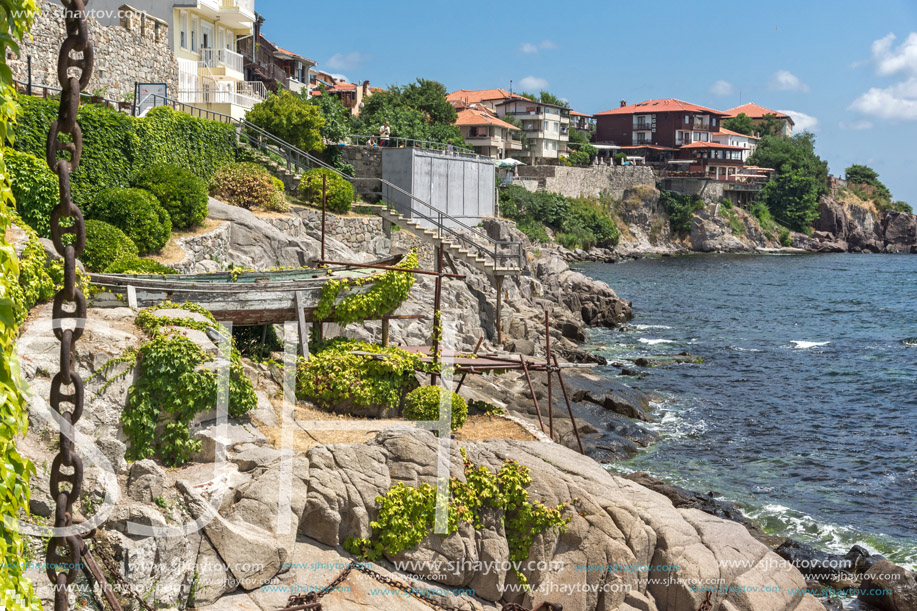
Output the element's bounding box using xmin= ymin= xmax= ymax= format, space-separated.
xmin=281 ymin=561 xmax=562 ymax=611
xmin=94 ymin=546 xmax=156 ymax=611
xmin=45 ymin=1 xmax=93 ymax=609
xmin=697 ymin=591 xmax=714 ymax=611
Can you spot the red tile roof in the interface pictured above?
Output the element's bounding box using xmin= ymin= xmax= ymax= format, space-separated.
xmin=716 ymin=127 xmax=759 ymax=139
xmin=569 ymin=110 xmax=592 ymax=117
xmin=723 ymin=103 xmax=792 ymax=122
xmin=680 ymin=141 xmax=745 ymax=150
xmin=455 ymin=108 xmax=520 ymax=130
xmin=446 ymin=88 xmax=530 ymax=104
xmin=596 ymin=99 xmax=727 ymax=117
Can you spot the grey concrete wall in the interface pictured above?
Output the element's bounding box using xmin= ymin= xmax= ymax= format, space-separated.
xmin=382 ymin=148 xmax=495 ymax=229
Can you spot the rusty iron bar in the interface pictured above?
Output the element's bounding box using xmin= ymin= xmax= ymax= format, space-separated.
xmin=552 ymin=354 xmax=585 ymax=455
xmin=454 ymin=336 xmax=484 ymax=392
xmin=545 ymin=309 xmax=554 ymax=440
xmin=79 ymin=542 xmax=123 ymax=611
xmin=317 ymin=259 xmax=465 ymax=279
xmin=520 ymin=356 xmax=547 ymax=434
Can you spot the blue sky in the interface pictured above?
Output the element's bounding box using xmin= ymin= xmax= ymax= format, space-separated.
xmin=259 ymin=0 xmax=917 ymax=204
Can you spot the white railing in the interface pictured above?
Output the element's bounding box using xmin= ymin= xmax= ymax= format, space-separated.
xmin=221 ymin=0 xmax=254 ymax=15
xmin=176 ymin=81 xmax=265 ymax=110
xmin=200 ymin=48 xmax=244 ymax=74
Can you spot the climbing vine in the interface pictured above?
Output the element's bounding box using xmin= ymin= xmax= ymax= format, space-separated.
xmin=314 ymin=250 xmax=418 ymax=326
xmin=0 ymin=2 xmax=42 ymax=608
xmin=296 ymin=339 xmax=423 ymax=411
xmin=114 ymin=301 xmax=257 ymax=466
xmin=345 ymin=448 xmax=574 ymax=588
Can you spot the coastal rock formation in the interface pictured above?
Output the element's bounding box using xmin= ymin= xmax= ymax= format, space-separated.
xmin=300 ymin=429 xmax=825 ymax=611
xmin=811 ymin=196 xmax=917 ymax=253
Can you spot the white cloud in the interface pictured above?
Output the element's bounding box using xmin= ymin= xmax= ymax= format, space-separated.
xmin=839 ymin=119 xmax=874 ymax=130
xmin=520 ymin=40 xmax=558 ymax=54
xmin=779 ymin=110 xmax=819 ymax=132
xmin=709 ymin=80 xmax=734 ymax=96
xmin=518 ymin=76 xmax=549 ymax=90
xmin=850 ymin=77 xmax=917 ymax=120
xmin=870 ymin=32 xmax=917 ymax=75
xmin=769 ymin=70 xmax=810 ymax=92
xmin=325 ymin=51 xmax=366 ymax=71
xmin=849 ymin=33 xmax=917 ymax=120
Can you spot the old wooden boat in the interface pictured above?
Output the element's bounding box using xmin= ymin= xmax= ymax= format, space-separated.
xmin=89 ymin=255 xmax=406 ymax=325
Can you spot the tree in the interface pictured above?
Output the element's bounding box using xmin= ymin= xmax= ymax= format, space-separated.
xmin=748 ymin=133 xmax=829 ymax=232
xmin=357 ymin=79 xmax=463 ymax=146
xmin=756 ymin=113 xmax=784 ymax=138
xmin=758 ymin=169 xmax=820 ymax=231
xmin=306 ymin=85 xmax=352 ymax=144
xmin=537 ymin=90 xmax=569 ymax=108
xmin=568 ymin=128 xmax=591 ymax=147
xmin=845 ymin=163 xmax=892 ymax=200
xmin=247 ymin=89 xmax=324 ymax=152
xmin=723 ymin=112 xmax=755 ymax=135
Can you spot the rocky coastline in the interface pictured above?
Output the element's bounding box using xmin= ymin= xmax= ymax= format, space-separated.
xmin=12 ymin=199 xmax=916 ymax=611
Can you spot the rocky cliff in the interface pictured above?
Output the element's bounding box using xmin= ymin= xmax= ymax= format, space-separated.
xmin=806 ymin=196 xmax=917 ymax=253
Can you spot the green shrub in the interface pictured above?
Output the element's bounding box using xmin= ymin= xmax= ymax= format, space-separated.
xmin=13 ymin=96 xmax=236 ymax=207
xmin=246 ymin=89 xmax=325 ymax=152
xmin=104 ymin=257 xmax=177 ymax=275
xmin=659 ymin=190 xmax=704 ymax=234
xmin=209 ymin=162 xmax=277 ymax=210
xmin=5 ymin=148 xmax=58 ymax=238
xmin=132 ymin=164 xmax=208 ymax=229
xmin=779 ymin=227 xmax=792 ymax=247
xmin=568 ymin=150 xmax=591 ymax=166
xmin=263 ymin=176 xmax=290 ymax=212
xmin=89 ymin=188 xmax=171 ymax=254
xmin=80 ymin=220 xmax=138 ymax=272
xmin=299 ymin=168 xmax=354 ymax=214
xmin=403 ymin=385 xmax=467 ymax=431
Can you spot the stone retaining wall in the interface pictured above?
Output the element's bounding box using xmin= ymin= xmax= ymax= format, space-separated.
xmin=10 ymin=0 xmax=177 ymax=100
xmin=168 ymin=222 xmax=231 ymax=273
xmin=513 ymin=165 xmax=656 ymax=200
xmin=258 ymin=206 xmax=391 ymax=257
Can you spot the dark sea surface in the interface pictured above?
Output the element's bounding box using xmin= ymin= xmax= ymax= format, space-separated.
xmin=578 ymin=253 xmax=916 ymax=568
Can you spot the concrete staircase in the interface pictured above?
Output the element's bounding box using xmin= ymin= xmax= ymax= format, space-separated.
xmin=376 ymin=207 xmax=519 ymax=278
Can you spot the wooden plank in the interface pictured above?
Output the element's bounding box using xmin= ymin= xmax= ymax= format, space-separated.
xmin=296 ymin=291 xmax=308 ymax=360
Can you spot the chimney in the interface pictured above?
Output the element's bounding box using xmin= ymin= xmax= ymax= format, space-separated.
xmin=362 ymin=80 xmax=369 ymax=96
xmin=620 ymin=100 xmax=627 ymax=108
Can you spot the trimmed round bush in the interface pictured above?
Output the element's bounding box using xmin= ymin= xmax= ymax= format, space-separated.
xmin=131 ymin=163 xmax=208 ymax=229
xmin=89 ymin=188 xmax=171 ymax=254
xmin=105 ymin=257 xmax=177 ymax=275
xmin=403 ymin=385 xmax=467 ymax=431
xmin=6 ymin=149 xmax=59 ymax=238
xmin=263 ymin=175 xmax=290 ymax=212
xmin=299 ymin=168 xmax=353 ymax=214
xmin=80 ymin=220 xmax=138 ymax=272
xmin=209 ymin=162 xmax=277 ymax=210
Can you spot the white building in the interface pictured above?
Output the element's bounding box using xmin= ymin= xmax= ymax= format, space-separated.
xmin=712 ymin=128 xmax=758 ymax=162
xmin=495 ymin=97 xmax=569 ymax=164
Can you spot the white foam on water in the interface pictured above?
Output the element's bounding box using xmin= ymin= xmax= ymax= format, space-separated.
xmin=638 ymin=338 xmax=674 ymax=345
xmin=633 ymin=324 xmax=673 ymax=330
xmin=790 ymin=340 xmax=831 ymax=349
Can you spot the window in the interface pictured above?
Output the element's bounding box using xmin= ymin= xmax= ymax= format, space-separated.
xmin=712 ymin=118 xmax=717 ymax=127
xmin=470 ymin=127 xmax=478 ymax=137
xmin=685 ymin=116 xmax=690 ymax=124
xmin=191 ymin=16 xmax=198 ymax=52
xmin=180 ymin=12 xmax=188 ymax=49
xmin=543 ymin=121 xmax=548 ymax=131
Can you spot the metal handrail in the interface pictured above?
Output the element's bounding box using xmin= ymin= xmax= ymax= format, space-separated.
xmin=14 ymin=78 xmax=131 ymax=112
xmin=140 ymin=94 xmax=523 ymax=270
xmin=346 ymin=134 xmax=476 ymax=156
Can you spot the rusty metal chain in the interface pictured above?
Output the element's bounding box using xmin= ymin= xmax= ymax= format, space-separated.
xmin=44 ymin=1 xmax=93 ymax=610
xmin=281 ymin=560 xmax=562 ymax=611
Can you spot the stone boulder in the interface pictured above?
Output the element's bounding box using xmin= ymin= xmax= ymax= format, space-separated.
xmin=127 ymin=459 xmax=166 ymax=503
xmin=299 ymin=429 xmax=824 ymax=611
xmin=883 ymin=210 xmax=917 ymax=252
xmin=571 ymin=384 xmax=651 ymax=421
xmin=690 ymin=209 xmax=749 ymax=253
xmin=858 ymin=559 xmax=917 ymax=611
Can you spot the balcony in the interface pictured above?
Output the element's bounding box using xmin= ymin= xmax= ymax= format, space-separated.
xmin=177 ymin=80 xmax=266 ymax=112
xmin=199 ymin=48 xmax=244 ymax=76
xmin=633 ymin=123 xmax=653 ymax=131
xmin=216 ymin=0 xmax=255 ymax=28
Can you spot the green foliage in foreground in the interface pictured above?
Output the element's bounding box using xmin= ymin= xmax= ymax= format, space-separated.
xmin=658 ymin=190 xmax=704 ymax=234
xmin=246 ymin=89 xmax=325 ymax=153
xmin=314 ymin=250 xmax=417 ymax=326
xmin=132 ymin=164 xmax=209 ymax=229
xmin=403 ymin=385 xmax=468 ymax=431
xmin=296 ymin=339 xmax=423 ymax=412
xmin=299 ymin=168 xmax=354 ymax=214
xmin=345 ymin=448 xmax=574 ymax=588
xmin=499 ymin=185 xmax=620 ymax=249
xmin=89 ymin=187 xmax=172 ymax=254
xmin=114 ymin=302 xmax=256 ymax=466
xmin=80 ymin=219 xmax=139 ymax=272
xmin=5 ymin=148 xmax=58 ymax=238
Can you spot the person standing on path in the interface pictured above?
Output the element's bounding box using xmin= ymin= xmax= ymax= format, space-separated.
xmin=379 ymin=121 xmax=391 ymax=147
